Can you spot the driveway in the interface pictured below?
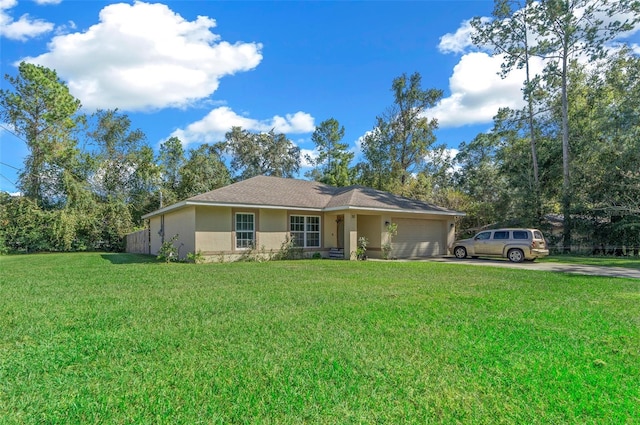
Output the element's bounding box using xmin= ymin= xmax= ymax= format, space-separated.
xmin=424 ymin=257 xmax=640 ymax=279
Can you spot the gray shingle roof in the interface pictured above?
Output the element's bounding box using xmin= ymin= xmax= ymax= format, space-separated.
xmin=184 ymin=175 xmax=462 ymax=215
xmin=189 ymin=175 xmax=334 ymax=209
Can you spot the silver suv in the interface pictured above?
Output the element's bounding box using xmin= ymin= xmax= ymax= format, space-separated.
xmin=452 ymin=228 xmax=549 ymax=263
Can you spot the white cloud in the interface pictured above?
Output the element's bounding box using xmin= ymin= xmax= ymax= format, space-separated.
xmin=0 ymin=0 xmax=54 ymax=41
xmin=170 ymin=107 xmax=315 ymax=145
xmin=438 ymin=19 xmax=484 ymax=54
xmin=433 ymin=0 xmax=640 ymax=129
xmin=54 ymin=20 xmax=76 ymax=35
xmin=441 ymin=1 xmax=640 ymax=56
xmin=270 ymin=111 xmax=316 ymax=134
xmin=23 ymin=1 xmax=263 ymax=111
xmin=428 ymin=52 xmax=545 ymax=128
xmin=34 ymin=0 xmax=61 ymax=4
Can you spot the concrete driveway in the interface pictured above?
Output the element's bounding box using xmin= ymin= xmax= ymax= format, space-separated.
xmin=424 ymin=257 xmax=640 ymax=279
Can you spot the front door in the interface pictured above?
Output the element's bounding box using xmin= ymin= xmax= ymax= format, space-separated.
xmin=337 ymin=215 xmax=344 ymax=248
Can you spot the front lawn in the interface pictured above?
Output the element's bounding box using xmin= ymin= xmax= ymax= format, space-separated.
xmin=1 ymin=253 xmax=638 ymax=424
xmin=542 ymin=255 xmax=640 ymax=269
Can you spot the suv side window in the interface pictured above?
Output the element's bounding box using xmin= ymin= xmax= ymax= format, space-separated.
xmin=513 ymin=231 xmax=529 ymax=240
xmin=475 ymin=232 xmax=491 ymax=240
xmin=533 ymin=230 xmax=544 ymax=239
xmin=493 ymin=231 xmax=509 ymax=240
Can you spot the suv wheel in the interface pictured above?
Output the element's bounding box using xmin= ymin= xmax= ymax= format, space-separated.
xmin=454 ymin=246 xmax=467 ymax=259
xmin=507 ymin=248 xmax=524 ymax=263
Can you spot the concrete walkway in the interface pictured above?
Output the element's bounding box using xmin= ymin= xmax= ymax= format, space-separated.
xmin=423 ymin=257 xmax=640 ymax=279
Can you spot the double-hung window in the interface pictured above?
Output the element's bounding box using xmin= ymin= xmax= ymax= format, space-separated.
xmin=235 ymin=213 xmax=255 ymax=249
xmin=290 ymin=215 xmax=320 ymax=248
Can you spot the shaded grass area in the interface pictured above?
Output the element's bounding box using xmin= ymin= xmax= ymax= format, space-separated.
xmin=1 ymin=253 xmax=639 ymax=424
xmin=542 ymin=255 xmax=640 ymax=269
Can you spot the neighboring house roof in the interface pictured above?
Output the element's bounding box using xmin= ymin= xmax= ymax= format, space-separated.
xmin=142 ymin=175 xmax=465 ymax=219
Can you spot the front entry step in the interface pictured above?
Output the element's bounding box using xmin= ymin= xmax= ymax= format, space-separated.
xmin=329 ymin=248 xmax=344 ymax=259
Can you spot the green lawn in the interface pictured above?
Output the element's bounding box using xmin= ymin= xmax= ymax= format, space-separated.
xmin=1 ymin=253 xmax=638 ymax=424
xmin=542 ymin=255 xmax=640 ymax=269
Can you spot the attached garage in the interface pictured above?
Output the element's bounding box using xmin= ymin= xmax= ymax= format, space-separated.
xmin=392 ymin=218 xmax=447 ymax=258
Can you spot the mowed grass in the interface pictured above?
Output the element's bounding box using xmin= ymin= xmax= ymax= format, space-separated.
xmin=541 ymin=255 xmax=640 ymax=269
xmin=0 ymin=253 xmax=638 ymax=424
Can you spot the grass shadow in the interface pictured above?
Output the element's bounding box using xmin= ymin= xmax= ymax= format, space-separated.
xmin=542 ymin=255 xmax=640 ymax=270
xmin=101 ymin=253 xmax=159 ymax=265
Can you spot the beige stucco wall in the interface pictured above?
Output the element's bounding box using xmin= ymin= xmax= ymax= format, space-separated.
xmin=149 ymin=216 xmax=162 ymax=255
xmin=357 ymin=214 xmax=381 ymax=253
xmin=147 ymin=205 xmax=459 ymax=261
xmin=344 ymin=213 xmax=358 ymax=260
xmin=165 ymin=207 xmax=196 ymax=259
xmin=195 ymin=206 xmax=232 ymax=254
xmin=259 ymin=209 xmax=288 ymax=251
xmin=193 ymin=207 xmax=327 ymax=257
xmin=148 ymin=207 xmax=196 ymax=259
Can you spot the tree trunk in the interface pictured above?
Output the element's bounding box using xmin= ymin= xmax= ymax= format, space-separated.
xmin=523 ymin=14 xmax=542 ymax=225
xmin=561 ymin=49 xmax=572 ymax=253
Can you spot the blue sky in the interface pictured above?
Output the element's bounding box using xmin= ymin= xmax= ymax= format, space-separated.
xmin=1 ymin=0 xmax=639 ymax=194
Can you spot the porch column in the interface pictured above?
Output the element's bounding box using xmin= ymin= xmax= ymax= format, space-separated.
xmin=446 ymin=219 xmax=456 ymax=254
xmin=343 ymin=213 xmax=358 ymax=260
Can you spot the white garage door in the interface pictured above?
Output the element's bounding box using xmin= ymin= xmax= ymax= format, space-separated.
xmin=392 ymin=218 xmax=445 ymax=258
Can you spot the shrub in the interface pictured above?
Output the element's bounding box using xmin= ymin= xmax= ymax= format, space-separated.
xmin=382 ymin=222 xmax=398 ymax=260
xmin=356 ymin=236 xmax=368 ymax=260
xmin=186 ymin=250 xmax=205 ymax=264
xmin=272 ymin=237 xmax=303 ymax=261
xmin=157 ymin=234 xmax=180 ymax=263
xmin=236 ymin=243 xmax=264 ymax=262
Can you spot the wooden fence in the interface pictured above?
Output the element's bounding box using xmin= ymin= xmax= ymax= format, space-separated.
xmin=125 ymin=229 xmax=150 ymax=255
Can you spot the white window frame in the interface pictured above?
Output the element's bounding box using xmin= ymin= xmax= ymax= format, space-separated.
xmin=235 ymin=213 xmax=255 ymax=249
xmin=290 ymin=215 xmax=321 ymax=248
